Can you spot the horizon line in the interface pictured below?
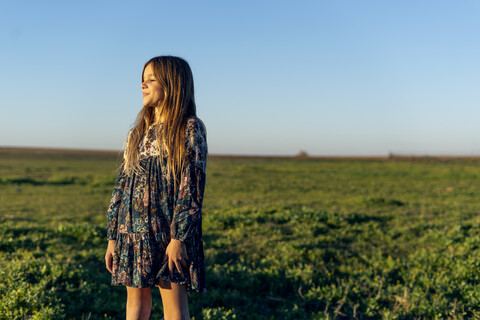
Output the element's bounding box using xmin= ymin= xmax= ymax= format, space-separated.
xmin=2 ymin=146 xmax=480 ymax=159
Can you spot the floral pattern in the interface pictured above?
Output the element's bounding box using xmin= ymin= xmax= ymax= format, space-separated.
xmin=107 ymin=117 xmax=208 ymax=293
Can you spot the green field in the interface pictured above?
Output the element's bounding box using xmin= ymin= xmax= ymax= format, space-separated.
xmin=1 ymin=148 xmax=480 ymax=319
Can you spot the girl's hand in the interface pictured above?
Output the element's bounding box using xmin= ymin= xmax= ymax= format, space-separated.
xmin=163 ymin=239 xmax=189 ymax=278
xmin=105 ymin=240 xmax=116 ymax=273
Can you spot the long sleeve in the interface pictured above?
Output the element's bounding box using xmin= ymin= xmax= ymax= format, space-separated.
xmin=170 ymin=119 xmax=208 ymax=243
xmin=107 ymin=166 xmax=127 ymax=240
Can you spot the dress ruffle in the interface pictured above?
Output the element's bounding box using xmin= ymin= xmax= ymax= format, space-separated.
xmin=112 ymin=232 xmax=163 ymax=288
xmin=112 ymin=232 xmax=207 ymax=292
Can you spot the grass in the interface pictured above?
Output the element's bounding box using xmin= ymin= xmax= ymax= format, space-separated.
xmin=1 ymin=148 xmax=480 ymax=319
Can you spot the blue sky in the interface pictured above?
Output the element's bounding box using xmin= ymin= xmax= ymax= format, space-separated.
xmin=1 ymin=1 xmax=479 ymax=156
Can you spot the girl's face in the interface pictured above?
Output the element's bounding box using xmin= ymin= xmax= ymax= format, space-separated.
xmin=141 ymin=63 xmax=165 ymax=107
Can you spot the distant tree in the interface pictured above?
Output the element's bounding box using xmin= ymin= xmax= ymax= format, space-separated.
xmin=296 ymin=150 xmax=309 ymax=158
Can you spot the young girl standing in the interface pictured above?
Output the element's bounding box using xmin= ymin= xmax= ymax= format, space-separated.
xmin=105 ymin=56 xmax=207 ymax=320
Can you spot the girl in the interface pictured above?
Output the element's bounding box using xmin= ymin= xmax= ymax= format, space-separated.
xmin=105 ymin=56 xmax=207 ymax=320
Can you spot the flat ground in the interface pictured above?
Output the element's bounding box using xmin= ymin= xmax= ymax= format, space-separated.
xmin=1 ymin=148 xmax=480 ymax=319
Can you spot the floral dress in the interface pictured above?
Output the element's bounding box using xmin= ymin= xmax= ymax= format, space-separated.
xmin=107 ymin=117 xmax=207 ymax=293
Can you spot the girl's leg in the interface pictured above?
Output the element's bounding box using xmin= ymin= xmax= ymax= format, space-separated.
xmin=157 ymin=278 xmax=190 ymax=320
xmin=126 ymin=286 xmax=152 ymax=320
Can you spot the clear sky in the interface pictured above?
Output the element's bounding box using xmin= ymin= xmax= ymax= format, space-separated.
xmin=1 ymin=1 xmax=479 ymax=156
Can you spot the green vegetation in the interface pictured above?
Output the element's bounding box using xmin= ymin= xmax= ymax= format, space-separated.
xmin=1 ymin=148 xmax=480 ymax=319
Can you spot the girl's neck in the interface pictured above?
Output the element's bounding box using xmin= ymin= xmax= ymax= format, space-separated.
xmin=153 ymin=109 xmax=165 ymax=124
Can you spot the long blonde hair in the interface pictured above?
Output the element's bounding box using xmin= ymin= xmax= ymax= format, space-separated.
xmin=122 ymin=56 xmax=197 ymax=187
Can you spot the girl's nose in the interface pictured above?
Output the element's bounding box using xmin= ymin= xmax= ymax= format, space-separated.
xmin=141 ymin=82 xmax=147 ymax=89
